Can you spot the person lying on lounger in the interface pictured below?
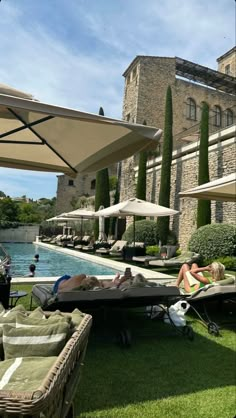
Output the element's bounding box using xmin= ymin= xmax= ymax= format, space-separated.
xmin=53 ymin=272 xmax=122 ymax=293
xmin=175 ymin=261 xmax=225 ymax=293
xmin=52 ymin=269 xmax=148 ymax=294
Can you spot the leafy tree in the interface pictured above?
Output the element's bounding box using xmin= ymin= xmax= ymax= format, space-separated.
xmin=157 ymin=85 xmax=173 ymax=245
xmin=109 ymin=176 xmax=118 ymax=191
xmin=0 ymin=191 xmax=6 ymax=198
xmin=94 ymin=107 xmax=110 ymax=239
xmin=0 ymin=197 xmax=20 ymax=222
xmin=18 ymin=202 xmax=42 ymax=223
xmin=197 ymin=102 xmax=211 ymax=228
xmin=110 ymin=175 xmax=120 ymax=237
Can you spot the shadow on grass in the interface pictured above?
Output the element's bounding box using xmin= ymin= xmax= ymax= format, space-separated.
xmin=75 ymin=310 xmax=235 ymax=416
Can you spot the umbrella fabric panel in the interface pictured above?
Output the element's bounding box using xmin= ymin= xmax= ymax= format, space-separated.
xmin=0 ymin=92 xmax=162 ymax=177
xmin=63 ymin=209 xmax=95 ymax=218
xmin=95 ymin=198 xmax=178 ymax=217
xmin=179 ymin=173 xmax=236 ymax=202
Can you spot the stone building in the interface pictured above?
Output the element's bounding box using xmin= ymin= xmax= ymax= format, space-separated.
xmin=120 ymin=48 xmax=236 ymax=248
xmin=56 ymin=166 xmax=117 ymax=214
xmin=55 ymin=47 xmax=235 ymax=248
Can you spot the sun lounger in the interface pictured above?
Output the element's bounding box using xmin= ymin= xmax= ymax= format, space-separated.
xmin=95 ymin=239 xmax=116 ymax=254
xmin=74 ymin=235 xmax=91 ymax=250
xmin=95 ymin=240 xmax=127 ymax=256
xmin=30 ymin=282 xmax=180 ymax=311
xmin=132 ymin=255 xmax=161 ymax=265
xmin=180 ymin=275 xmax=236 ymax=336
xmin=109 ymin=240 xmax=127 ymax=257
xmin=49 ymin=234 xmax=63 ymax=244
xmin=31 ymin=275 xmax=236 ymax=342
xmin=67 ymin=235 xmax=81 ymax=247
xmin=148 ymin=251 xmax=200 ymax=267
xmin=30 ymin=282 xmax=188 ymax=345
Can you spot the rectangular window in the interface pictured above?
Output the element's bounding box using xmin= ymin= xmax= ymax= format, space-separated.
xmin=225 ymin=64 xmax=230 ymax=75
xmin=68 ymin=180 xmax=74 ymax=186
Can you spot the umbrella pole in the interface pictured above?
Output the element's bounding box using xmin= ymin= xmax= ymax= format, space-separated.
xmin=80 ymin=218 xmax=83 ymax=238
xmin=133 ymin=216 xmax=135 ymax=247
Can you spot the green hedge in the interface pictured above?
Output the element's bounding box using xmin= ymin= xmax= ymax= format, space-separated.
xmin=122 ymin=220 xmax=158 ymax=245
xmin=188 ymin=223 xmax=236 ymax=260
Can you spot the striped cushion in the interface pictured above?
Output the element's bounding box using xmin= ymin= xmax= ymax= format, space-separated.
xmin=0 ymin=312 xmax=18 ymax=360
xmin=10 ymin=304 xmax=26 ymax=313
xmin=16 ymin=313 xmax=71 ymax=328
xmin=71 ymin=308 xmax=86 ymax=329
xmin=0 ymin=356 xmax=57 ymax=392
xmin=0 ymin=303 xmax=5 ymax=316
xmin=3 ymin=322 xmax=70 ymax=359
xmin=28 ymin=306 xmax=46 ymax=319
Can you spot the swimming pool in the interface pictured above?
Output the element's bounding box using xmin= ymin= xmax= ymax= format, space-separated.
xmin=3 ymin=243 xmax=118 ymax=277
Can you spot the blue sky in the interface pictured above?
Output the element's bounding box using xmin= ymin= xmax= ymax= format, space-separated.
xmin=0 ymin=0 xmax=234 ymax=200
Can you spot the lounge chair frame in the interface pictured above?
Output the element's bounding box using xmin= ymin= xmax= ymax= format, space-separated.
xmin=30 ymin=284 xmax=195 ymax=345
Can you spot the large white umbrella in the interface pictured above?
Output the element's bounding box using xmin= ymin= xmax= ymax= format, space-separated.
xmin=179 ymin=173 xmax=236 ymax=202
xmin=0 ymin=84 xmax=162 ymax=177
xmin=95 ymin=198 xmax=178 ymax=244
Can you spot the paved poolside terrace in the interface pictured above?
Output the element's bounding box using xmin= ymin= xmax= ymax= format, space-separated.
xmin=11 ymin=242 xmax=175 ymax=285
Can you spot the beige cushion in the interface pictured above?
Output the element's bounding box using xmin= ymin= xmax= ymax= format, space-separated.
xmin=3 ymin=322 xmax=70 ymax=359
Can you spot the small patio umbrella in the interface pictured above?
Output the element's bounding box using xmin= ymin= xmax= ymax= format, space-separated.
xmin=179 ymin=173 xmax=236 ymax=202
xmin=62 ymin=209 xmax=95 ymax=237
xmin=0 ymin=84 xmax=162 ymax=177
xmin=95 ymin=198 xmax=178 ymax=245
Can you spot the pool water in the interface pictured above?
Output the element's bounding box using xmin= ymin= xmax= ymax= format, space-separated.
xmin=3 ymin=243 xmax=117 ymax=277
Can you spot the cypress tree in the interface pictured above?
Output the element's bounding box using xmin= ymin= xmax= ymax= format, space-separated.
xmin=136 ymin=120 xmax=147 ymax=221
xmin=197 ymin=102 xmax=211 ymax=228
xmin=157 ymin=86 xmax=173 ymax=245
xmin=110 ymin=175 xmax=120 ymax=237
xmin=94 ymin=107 xmax=110 ymax=239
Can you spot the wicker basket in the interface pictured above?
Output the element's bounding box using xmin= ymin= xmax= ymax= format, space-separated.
xmin=0 ymin=312 xmax=92 ymax=418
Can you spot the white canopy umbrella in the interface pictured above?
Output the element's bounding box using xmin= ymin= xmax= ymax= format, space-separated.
xmin=63 ymin=209 xmax=95 ymax=218
xmin=46 ymin=215 xmax=78 ymax=222
xmin=46 ymin=214 xmax=79 ymax=235
xmin=61 ymin=208 xmax=96 ymax=237
xmin=95 ymin=198 xmax=178 ymax=244
xmin=0 ymin=84 xmax=162 ymax=177
xmin=179 ymin=173 xmax=236 ymax=202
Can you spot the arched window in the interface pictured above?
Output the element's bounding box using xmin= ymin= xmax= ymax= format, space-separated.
xmin=225 ymin=108 xmax=233 ymax=127
xmin=213 ymin=105 xmax=222 ymax=127
xmin=186 ymin=98 xmax=196 ymax=120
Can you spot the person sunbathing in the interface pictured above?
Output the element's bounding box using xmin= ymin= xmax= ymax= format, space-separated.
xmin=175 ymin=261 xmax=225 ymax=293
xmin=53 ymin=272 xmax=122 ymax=294
xmin=52 ymin=269 xmax=141 ymax=293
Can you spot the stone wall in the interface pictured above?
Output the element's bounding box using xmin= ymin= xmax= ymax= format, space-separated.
xmin=131 ymin=131 xmax=235 ymax=249
xmin=0 ymin=225 xmax=39 ymax=243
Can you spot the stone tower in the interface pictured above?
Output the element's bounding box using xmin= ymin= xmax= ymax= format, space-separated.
xmin=217 ymin=46 xmax=236 ymax=77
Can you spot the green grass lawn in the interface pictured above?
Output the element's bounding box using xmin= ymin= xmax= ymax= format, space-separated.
xmin=11 ymin=283 xmax=236 ymax=418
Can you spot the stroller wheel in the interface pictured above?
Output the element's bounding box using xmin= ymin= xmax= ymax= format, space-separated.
xmin=208 ymin=322 xmax=220 ymax=336
xmin=118 ymin=329 xmax=132 ymax=347
xmin=183 ymin=325 xmax=194 ymax=341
